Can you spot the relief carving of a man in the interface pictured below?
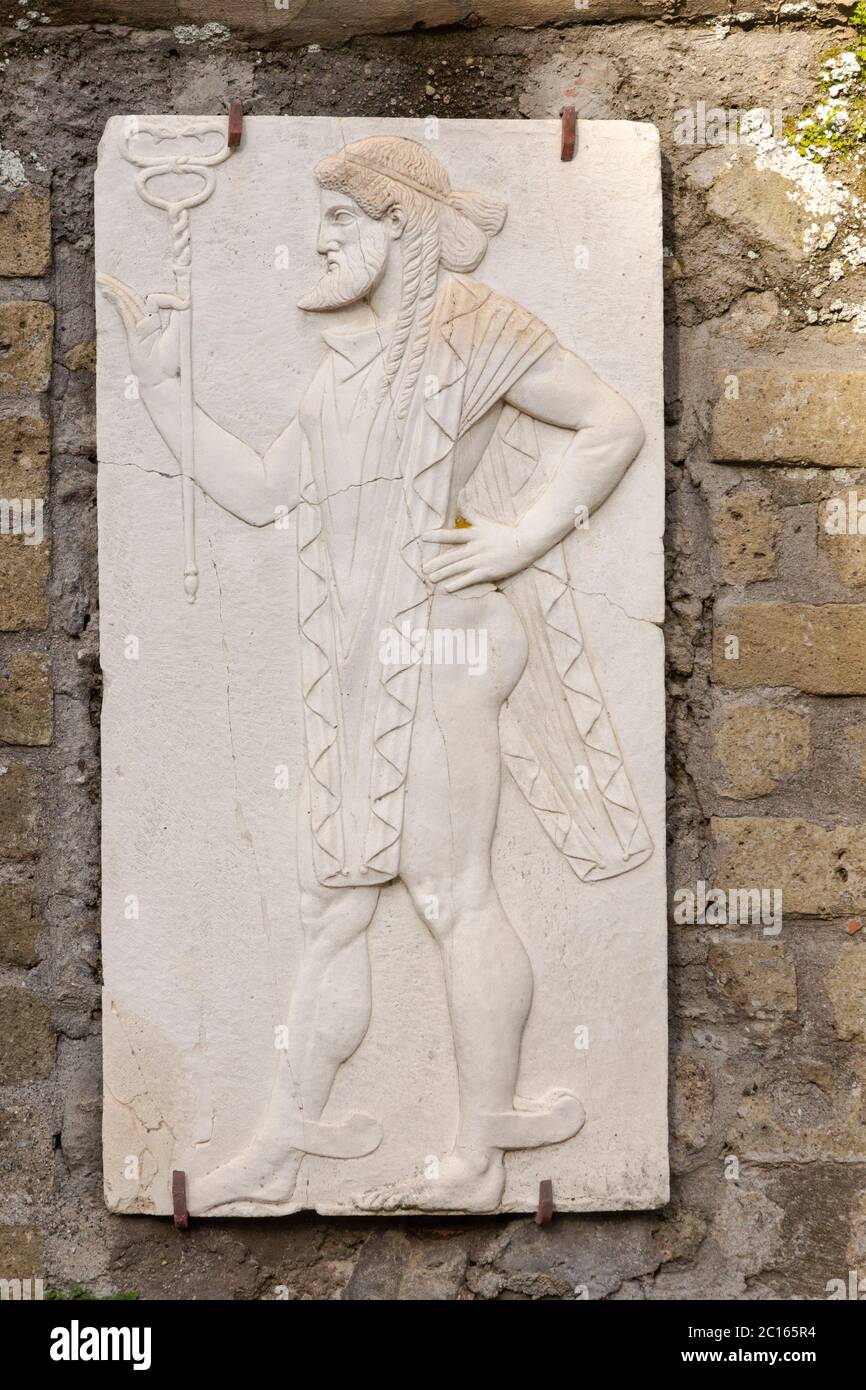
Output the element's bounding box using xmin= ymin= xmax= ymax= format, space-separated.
xmin=100 ymin=135 xmax=650 ymax=1214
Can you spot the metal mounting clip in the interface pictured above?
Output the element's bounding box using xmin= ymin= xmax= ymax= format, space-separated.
xmin=536 ymin=1177 xmax=555 ymax=1225
xmin=172 ymin=1169 xmax=189 ymax=1230
xmin=228 ymin=98 xmax=243 ymax=149
xmin=560 ymin=106 xmax=577 ymax=162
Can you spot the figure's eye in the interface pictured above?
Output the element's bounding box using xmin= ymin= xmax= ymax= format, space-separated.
xmin=329 ymin=209 xmax=355 ymax=225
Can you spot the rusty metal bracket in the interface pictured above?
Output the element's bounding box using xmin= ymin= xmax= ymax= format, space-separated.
xmin=560 ymin=106 xmax=577 ymax=162
xmin=536 ymin=1177 xmax=555 ymax=1225
xmin=228 ymin=98 xmax=243 ymax=149
xmin=172 ymin=1169 xmax=189 ymax=1230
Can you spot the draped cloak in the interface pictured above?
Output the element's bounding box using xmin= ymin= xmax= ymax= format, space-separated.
xmin=295 ymin=272 xmax=653 ymax=889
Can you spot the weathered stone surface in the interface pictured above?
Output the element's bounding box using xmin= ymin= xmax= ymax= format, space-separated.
xmin=707 ymin=941 xmax=797 ymax=1018
xmin=0 ymin=414 xmax=49 ymax=495
xmin=0 ymin=763 xmax=41 ymax=859
xmin=342 ymin=1228 xmax=469 ymax=1300
xmin=0 ymin=416 xmax=49 ymax=631
xmin=712 ymin=489 xmax=778 ymax=584
xmin=0 ymin=188 xmax=51 ymax=278
xmin=0 ymin=1224 xmax=44 ymax=1281
xmin=707 ymin=147 xmax=817 ymax=263
xmin=711 ymin=371 xmax=866 ymax=468
xmin=108 ymin=1221 xmax=276 ymax=1301
xmin=711 ymin=1182 xmax=786 ymax=1292
xmin=727 ymin=1164 xmax=862 ymax=1301
xmin=818 ymin=496 xmax=866 ymax=588
xmin=28 ymin=1 xmax=664 ymax=46
xmin=0 ymin=1103 xmax=54 ymax=1201
xmin=0 ymin=536 xmax=49 ymax=631
xmin=0 ymin=653 xmax=53 ymax=744
xmin=0 ymin=303 xmax=53 ymax=395
xmin=824 ymin=947 xmax=866 ymax=1041
xmin=465 ymin=1212 xmax=663 ymax=1300
xmin=713 ymin=604 xmax=866 ymax=694
xmin=713 ymin=704 xmax=810 ymax=798
xmin=670 ymin=1055 xmax=714 ymax=1154
xmin=0 ymin=986 xmax=55 ymax=1083
xmin=651 ymin=1204 xmax=709 ymax=1265
xmin=712 ymin=816 xmax=866 ymax=918
xmin=63 ymin=340 xmax=96 ymax=374
xmin=58 ymin=1035 xmax=102 ymax=1179
xmin=847 ymin=1190 xmax=866 ymax=1269
xmin=727 ymin=1057 xmax=866 ymax=1163
xmin=46 ymin=0 xmax=850 ymax=40
xmin=846 ymin=723 xmax=866 ymax=781
xmin=0 ymin=881 xmax=42 ymax=966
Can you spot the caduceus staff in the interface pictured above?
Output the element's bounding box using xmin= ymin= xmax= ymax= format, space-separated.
xmin=98 ymin=110 xmax=240 ymax=602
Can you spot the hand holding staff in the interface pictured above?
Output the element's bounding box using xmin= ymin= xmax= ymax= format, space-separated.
xmin=101 ymin=114 xmax=238 ymax=603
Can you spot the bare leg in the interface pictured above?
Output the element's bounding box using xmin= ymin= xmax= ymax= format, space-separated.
xmin=189 ymin=780 xmax=379 ymax=1213
xmin=357 ymin=589 xmax=584 ymax=1213
xmin=286 ymin=837 xmax=380 ymax=1121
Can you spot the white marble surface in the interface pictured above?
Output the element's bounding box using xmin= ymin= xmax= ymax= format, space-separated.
xmin=97 ymin=116 xmax=667 ymax=1216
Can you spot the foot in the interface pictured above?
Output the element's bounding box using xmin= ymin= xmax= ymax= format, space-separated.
xmin=479 ymin=1089 xmax=585 ymax=1149
xmin=190 ymin=1110 xmax=385 ymax=1214
xmin=189 ymin=1055 xmax=304 ymax=1213
xmin=187 ymin=1128 xmax=307 ymax=1217
xmin=189 ymin=1139 xmax=304 ymax=1215
xmin=355 ymin=1151 xmax=506 ymax=1214
xmin=189 ymin=1110 xmax=383 ymax=1214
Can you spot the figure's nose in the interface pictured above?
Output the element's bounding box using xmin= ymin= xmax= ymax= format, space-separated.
xmin=316 ymin=220 xmax=339 ymax=256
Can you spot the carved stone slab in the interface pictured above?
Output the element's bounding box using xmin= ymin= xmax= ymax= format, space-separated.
xmin=96 ymin=116 xmax=667 ymax=1216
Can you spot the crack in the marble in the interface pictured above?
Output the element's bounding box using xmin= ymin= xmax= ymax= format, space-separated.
xmin=101 ymin=456 xmax=402 ymax=516
xmin=570 ymin=582 xmax=663 ymax=628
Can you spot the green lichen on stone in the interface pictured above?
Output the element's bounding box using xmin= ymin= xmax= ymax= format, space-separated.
xmin=786 ymin=12 xmax=866 ymax=179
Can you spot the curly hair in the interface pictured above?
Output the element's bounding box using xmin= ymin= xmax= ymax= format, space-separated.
xmin=313 ymin=137 xmax=507 ymax=420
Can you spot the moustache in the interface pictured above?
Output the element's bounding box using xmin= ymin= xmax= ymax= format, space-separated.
xmin=297 ymin=238 xmax=388 ymax=312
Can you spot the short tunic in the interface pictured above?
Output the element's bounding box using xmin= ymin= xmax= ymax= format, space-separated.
xmin=294 ymin=272 xmax=653 ymax=891
xmin=296 ymin=273 xmax=556 ymax=887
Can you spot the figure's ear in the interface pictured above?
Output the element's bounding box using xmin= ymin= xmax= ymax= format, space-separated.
xmin=385 ymin=205 xmax=408 ymax=239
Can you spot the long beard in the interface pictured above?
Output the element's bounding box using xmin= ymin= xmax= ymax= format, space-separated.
xmin=297 ymin=238 xmax=388 ymax=312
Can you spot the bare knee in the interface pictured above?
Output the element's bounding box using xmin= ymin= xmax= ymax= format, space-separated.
xmin=403 ymin=867 xmax=496 ymax=943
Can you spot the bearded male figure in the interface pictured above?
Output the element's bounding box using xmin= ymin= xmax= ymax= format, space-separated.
xmin=99 ymin=135 xmax=650 ymax=1214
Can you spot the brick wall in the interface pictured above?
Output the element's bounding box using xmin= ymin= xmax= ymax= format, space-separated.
xmin=1 ymin=3 xmax=864 ymax=1299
